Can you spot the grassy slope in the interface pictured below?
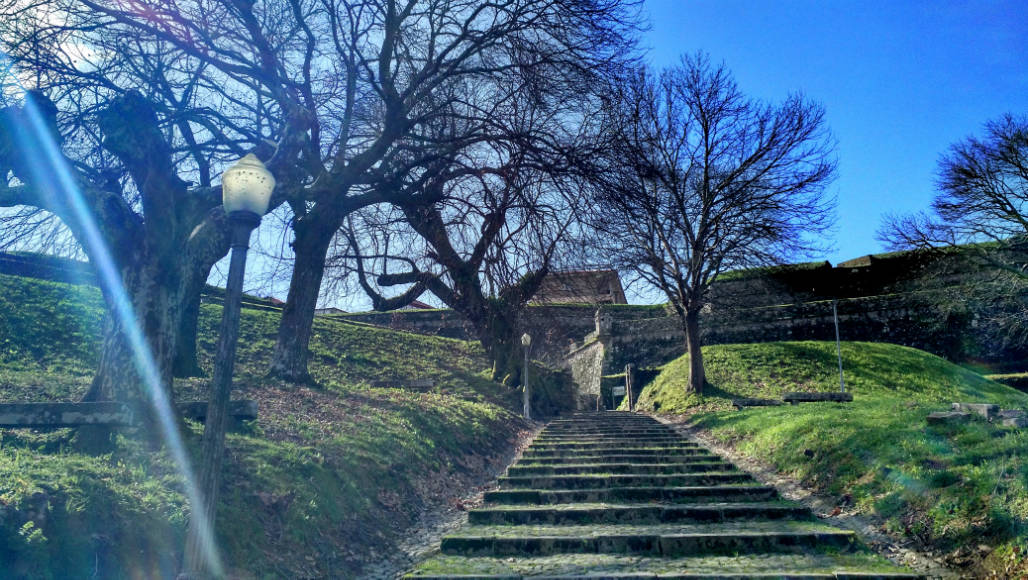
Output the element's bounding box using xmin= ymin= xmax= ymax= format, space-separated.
xmin=636 ymin=341 xmax=1028 ymax=575
xmin=0 ymin=273 xmax=525 ymax=579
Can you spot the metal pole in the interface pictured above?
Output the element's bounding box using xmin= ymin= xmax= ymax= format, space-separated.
xmin=522 ymin=345 xmax=531 ymax=421
xmin=184 ymin=211 xmax=259 ymax=579
xmin=625 ymin=363 xmax=635 ymax=412
xmin=833 ymin=299 xmax=845 ymax=393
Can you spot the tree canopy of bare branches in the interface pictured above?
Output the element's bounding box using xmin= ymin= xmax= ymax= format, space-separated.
xmin=0 ymin=0 xmax=286 ymax=406
xmin=0 ymin=0 xmax=641 ymax=391
xmin=880 ymin=114 xmax=1028 ymax=249
xmin=592 ymin=54 xmax=836 ymax=395
xmin=337 ymin=85 xmax=605 ymax=383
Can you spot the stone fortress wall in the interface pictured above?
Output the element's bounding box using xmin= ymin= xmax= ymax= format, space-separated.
xmin=5 ymin=248 xmax=1023 ymax=409
xmin=343 ymin=249 xmax=1026 ymax=372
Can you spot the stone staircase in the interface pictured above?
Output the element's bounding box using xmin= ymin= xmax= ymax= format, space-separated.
xmin=406 ymin=412 xmax=923 ymax=579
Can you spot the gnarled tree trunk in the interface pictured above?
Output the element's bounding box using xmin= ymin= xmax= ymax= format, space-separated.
xmin=269 ymin=212 xmax=338 ymax=383
xmin=173 ymin=288 xmax=205 ymax=378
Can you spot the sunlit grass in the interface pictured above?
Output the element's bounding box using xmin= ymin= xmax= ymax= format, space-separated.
xmin=638 ymin=341 xmax=1028 ymax=574
xmin=0 ymin=272 xmax=524 ymax=577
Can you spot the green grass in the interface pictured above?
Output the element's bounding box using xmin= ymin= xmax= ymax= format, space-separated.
xmin=637 ymin=341 xmax=1028 ymax=575
xmin=0 ymin=273 xmax=525 ymax=578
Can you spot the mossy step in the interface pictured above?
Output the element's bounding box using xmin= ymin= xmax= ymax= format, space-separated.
xmin=441 ymin=522 xmax=857 ymax=557
xmin=523 ymin=447 xmax=706 ymax=458
xmin=499 ymin=473 xmax=753 ymax=490
xmin=534 ymin=431 xmax=678 ymax=438
xmin=468 ymin=502 xmax=812 ymax=525
xmin=407 ymin=573 xmax=922 ymax=579
xmin=407 ymin=552 xmax=920 ymax=578
xmin=537 ymin=431 xmax=677 ymax=436
xmin=484 ymin=485 xmax=778 ymax=505
xmin=508 ymin=462 xmax=735 ymax=476
xmin=517 ymin=454 xmax=720 ymax=465
xmin=532 ymin=437 xmax=688 ymax=445
xmin=544 ymin=425 xmax=668 ymax=430
xmin=528 ymin=442 xmax=701 ymax=450
xmin=538 ymin=425 xmax=674 ymax=429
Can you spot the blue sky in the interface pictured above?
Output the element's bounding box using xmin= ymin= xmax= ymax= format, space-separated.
xmin=641 ymin=0 xmax=1028 ymax=264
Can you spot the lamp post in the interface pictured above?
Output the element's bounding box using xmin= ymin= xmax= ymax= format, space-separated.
xmin=183 ymin=154 xmax=274 ymax=579
xmin=521 ymin=333 xmax=532 ymax=421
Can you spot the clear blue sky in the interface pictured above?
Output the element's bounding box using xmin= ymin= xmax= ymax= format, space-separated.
xmin=641 ymin=0 xmax=1028 ymax=264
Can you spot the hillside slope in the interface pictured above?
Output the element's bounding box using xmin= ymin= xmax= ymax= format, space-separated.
xmin=0 ymin=273 xmax=527 ymax=578
xmin=637 ymin=342 xmax=1028 ymax=576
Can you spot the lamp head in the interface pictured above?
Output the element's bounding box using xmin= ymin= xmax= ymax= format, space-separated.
xmin=221 ymin=153 xmax=275 ymax=216
xmin=521 ymin=333 xmax=531 ymax=347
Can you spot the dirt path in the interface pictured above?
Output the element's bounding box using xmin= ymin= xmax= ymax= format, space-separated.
xmin=656 ymin=414 xmax=960 ymax=579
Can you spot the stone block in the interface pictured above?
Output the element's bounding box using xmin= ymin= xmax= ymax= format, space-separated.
xmin=1002 ymin=416 xmax=1028 ymax=428
xmin=927 ymin=411 xmax=971 ymax=425
xmin=951 ymin=403 xmax=999 ymax=419
xmin=0 ymin=402 xmax=136 ymax=427
xmin=998 ymin=409 xmax=1026 ymax=419
xmin=731 ymin=398 xmax=784 ymax=409
xmin=783 ymin=392 xmax=853 ymax=404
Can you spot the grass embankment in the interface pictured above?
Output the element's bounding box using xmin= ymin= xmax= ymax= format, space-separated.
xmin=635 ymin=341 xmax=1028 ymax=576
xmin=0 ymin=273 xmax=526 ymax=579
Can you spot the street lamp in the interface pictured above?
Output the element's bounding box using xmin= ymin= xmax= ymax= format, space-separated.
xmin=521 ymin=333 xmax=532 ymax=421
xmin=184 ymin=153 xmax=274 ymax=578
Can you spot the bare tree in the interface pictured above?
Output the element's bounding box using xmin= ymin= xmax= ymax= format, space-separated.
xmin=878 ymin=114 xmax=1028 ymax=358
xmin=71 ymin=0 xmax=639 ymax=383
xmin=592 ymin=54 xmax=836 ymax=395
xmin=880 ymin=114 xmax=1028 ymax=249
xmin=0 ymin=2 xmax=293 ymax=412
xmin=341 ymin=145 xmax=590 ymax=384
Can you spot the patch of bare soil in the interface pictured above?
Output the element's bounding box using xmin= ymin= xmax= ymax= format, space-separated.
xmin=654 ymin=414 xmax=962 ymax=580
xmin=358 ymin=422 xmax=543 ymax=580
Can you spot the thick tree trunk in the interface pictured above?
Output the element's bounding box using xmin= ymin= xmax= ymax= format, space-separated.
xmin=684 ymin=307 xmax=705 ymax=396
xmin=77 ymin=261 xmax=187 ymax=450
xmin=173 ymin=289 xmax=205 ymax=378
xmin=476 ymin=303 xmax=523 ymax=386
xmin=81 ymin=264 xmax=178 ymax=404
xmin=269 ymin=220 xmax=335 ymax=383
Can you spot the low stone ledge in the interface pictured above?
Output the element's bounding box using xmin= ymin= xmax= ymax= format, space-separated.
xmin=0 ymin=402 xmax=135 ymax=427
xmin=951 ymin=402 xmax=999 ymax=419
xmin=731 ymin=398 xmax=784 ymax=410
xmin=1002 ymin=416 xmax=1028 ymax=428
xmin=782 ymin=392 xmax=853 ymax=404
xmin=0 ymin=400 xmax=258 ymax=427
xmin=926 ymin=411 xmax=971 ymax=425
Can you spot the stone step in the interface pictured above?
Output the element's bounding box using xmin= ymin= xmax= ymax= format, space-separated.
xmin=484 ymin=485 xmax=779 ymax=505
xmin=508 ymin=462 xmax=736 ymax=476
xmin=544 ymin=424 xmax=667 ymax=430
xmin=407 ymin=413 xmax=922 ymax=579
xmin=534 ymin=431 xmax=680 ymax=438
xmin=540 ymin=426 xmax=672 ymax=431
xmin=522 ymin=447 xmax=706 ymax=458
xmin=516 ymin=453 xmax=720 ymax=465
xmin=406 ymin=552 xmax=924 ymax=578
xmin=526 ymin=442 xmax=703 ymax=450
xmin=532 ymin=436 xmax=686 ymax=444
xmin=440 ymin=522 xmax=857 ymax=557
xmin=468 ymin=501 xmax=812 ymax=525
xmin=499 ymin=473 xmax=753 ymax=490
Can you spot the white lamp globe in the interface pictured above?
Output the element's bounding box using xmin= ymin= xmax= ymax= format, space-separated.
xmin=221 ymin=153 xmax=275 ymax=215
xmin=521 ymin=333 xmax=531 ymax=347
